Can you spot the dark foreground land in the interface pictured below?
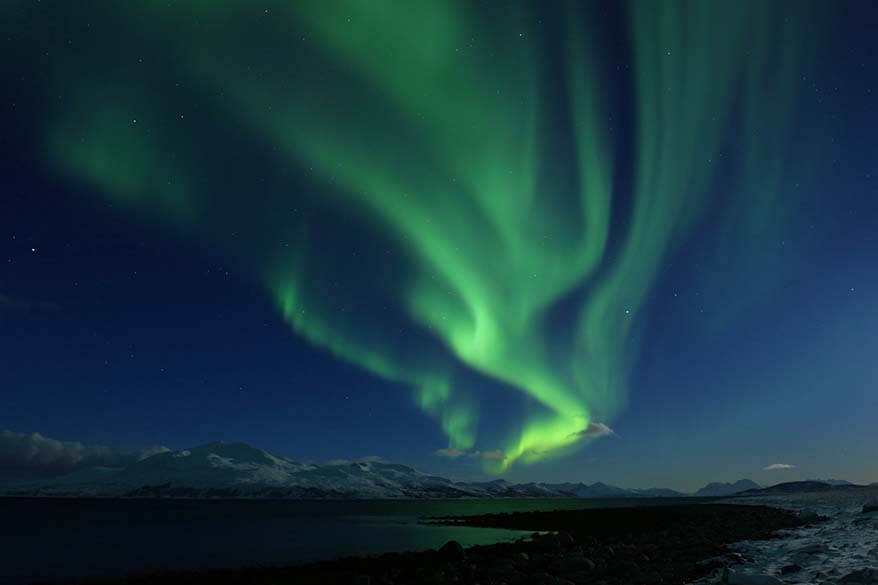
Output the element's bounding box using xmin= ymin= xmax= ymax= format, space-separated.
xmin=44 ymin=503 xmax=819 ymax=585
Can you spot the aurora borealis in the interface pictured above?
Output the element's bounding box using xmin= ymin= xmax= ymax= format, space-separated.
xmin=2 ymin=1 xmax=876 ymax=488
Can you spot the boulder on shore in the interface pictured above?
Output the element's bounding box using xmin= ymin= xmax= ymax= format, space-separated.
xmin=438 ymin=540 xmax=466 ymax=562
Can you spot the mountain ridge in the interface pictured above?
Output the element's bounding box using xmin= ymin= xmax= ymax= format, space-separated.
xmin=0 ymin=441 xmax=859 ymax=500
xmin=694 ymin=479 xmax=761 ymax=497
xmin=735 ymin=480 xmax=875 ymax=496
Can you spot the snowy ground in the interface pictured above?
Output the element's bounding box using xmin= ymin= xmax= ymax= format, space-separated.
xmin=694 ymin=488 xmax=878 ymax=585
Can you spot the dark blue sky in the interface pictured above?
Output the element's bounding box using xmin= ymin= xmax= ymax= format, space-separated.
xmin=1 ymin=2 xmax=876 ymax=491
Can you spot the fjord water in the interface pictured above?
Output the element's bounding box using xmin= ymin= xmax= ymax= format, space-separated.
xmin=2 ymin=497 xmax=681 ymax=584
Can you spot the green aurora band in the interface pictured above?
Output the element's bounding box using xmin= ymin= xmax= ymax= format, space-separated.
xmin=30 ymin=1 xmax=817 ymax=470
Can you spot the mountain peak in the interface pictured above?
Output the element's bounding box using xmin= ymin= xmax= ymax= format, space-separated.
xmin=695 ymin=479 xmax=760 ymax=497
xmin=0 ymin=439 xmax=704 ymax=500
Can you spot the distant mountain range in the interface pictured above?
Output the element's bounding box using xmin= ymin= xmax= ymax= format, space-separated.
xmin=0 ymin=442 xmax=687 ymax=499
xmin=694 ymin=479 xmax=761 ymax=497
xmin=736 ymin=480 xmax=875 ymax=496
xmin=0 ymin=441 xmax=868 ymax=500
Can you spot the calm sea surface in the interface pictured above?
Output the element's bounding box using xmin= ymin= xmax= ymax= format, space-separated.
xmin=1 ymin=497 xmax=687 ymax=584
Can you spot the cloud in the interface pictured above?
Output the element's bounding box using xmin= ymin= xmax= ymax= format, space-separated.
xmin=434 ymin=448 xmax=507 ymax=460
xmin=326 ymin=455 xmax=386 ymax=466
xmin=569 ymin=422 xmax=616 ymax=439
xmin=434 ymin=448 xmax=467 ymax=459
xmin=136 ymin=445 xmax=171 ymax=460
xmin=0 ymin=430 xmax=169 ymax=481
xmin=763 ymin=463 xmax=796 ymax=471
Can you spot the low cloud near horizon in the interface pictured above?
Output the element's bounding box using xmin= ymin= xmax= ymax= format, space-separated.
xmin=0 ymin=430 xmax=169 ymax=481
xmin=435 ymin=421 xmax=615 ymax=462
xmin=434 ymin=448 xmax=506 ymax=461
xmin=764 ymin=463 xmax=796 ymax=470
xmin=569 ymin=422 xmax=616 ymax=439
xmin=326 ymin=455 xmax=386 ymax=466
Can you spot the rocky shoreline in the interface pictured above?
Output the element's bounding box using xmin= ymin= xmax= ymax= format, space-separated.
xmin=42 ymin=503 xmax=820 ymax=585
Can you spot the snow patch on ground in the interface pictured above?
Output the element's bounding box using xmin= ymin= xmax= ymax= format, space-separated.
xmin=695 ymin=489 xmax=878 ymax=585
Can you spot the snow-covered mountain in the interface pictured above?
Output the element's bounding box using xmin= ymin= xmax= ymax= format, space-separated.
xmin=808 ymin=478 xmax=854 ymax=486
xmin=548 ymin=481 xmax=636 ymax=498
xmin=0 ymin=441 xmax=686 ymax=499
xmin=1 ymin=443 xmax=466 ymax=499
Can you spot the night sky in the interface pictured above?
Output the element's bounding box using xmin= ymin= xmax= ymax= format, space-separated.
xmin=1 ymin=1 xmax=876 ymax=491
